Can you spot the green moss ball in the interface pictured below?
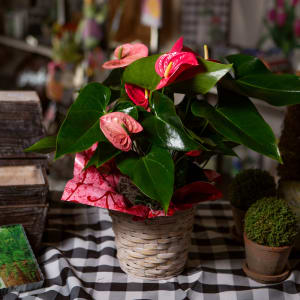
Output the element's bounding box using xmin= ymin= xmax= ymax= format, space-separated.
xmin=245 ymin=197 xmax=298 ymax=247
xmin=229 ymin=169 xmax=276 ymax=211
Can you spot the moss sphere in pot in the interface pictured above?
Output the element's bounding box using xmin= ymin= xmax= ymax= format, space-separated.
xmin=229 ymin=169 xmax=276 ymax=240
xmin=243 ymin=197 xmax=298 ymax=283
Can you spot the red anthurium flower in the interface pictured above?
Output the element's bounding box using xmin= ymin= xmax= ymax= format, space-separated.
xmin=102 ymin=43 xmax=148 ymax=69
xmin=100 ymin=112 xmax=143 ymax=151
xmin=203 ymin=169 xmax=221 ymax=183
xmin=185 ymin=150 xmax=202 ymax=157
xmin=169 ymin=36 xmax=198 ymax=55
xmin=125 ymin=83 xmax=149 ymax=109
xmin=155 ymin=37 xmax=201 ymax=90
xmin=173 ymin=181 xmax=222 ymax=204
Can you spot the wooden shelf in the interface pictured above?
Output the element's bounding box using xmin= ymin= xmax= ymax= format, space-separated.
xmin=0 ymin=35 xmax=52 ymax=58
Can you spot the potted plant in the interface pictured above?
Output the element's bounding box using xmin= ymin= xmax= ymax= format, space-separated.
xmin=260 ymin=0 xmax=300 ymax=60
xmin=229 ymin=169 xmax=276 ymax=241
xmin=26 ymin=37 xmax=300 ymax=279
xmin=46 ymin=22 xmax=83 ymax=103
xmin=243 ymin=197 xmax=298 ymax=283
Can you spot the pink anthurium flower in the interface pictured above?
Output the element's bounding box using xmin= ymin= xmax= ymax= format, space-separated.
xmin=155 ymin=37 xmax=202 ymax=90
xmin=125 ymin=83 xmax=149 ymax=109
xmin=102 ymin=43 xmax=148 ymax=69
xmin=100 ymin=112 xmax=143 ymax=151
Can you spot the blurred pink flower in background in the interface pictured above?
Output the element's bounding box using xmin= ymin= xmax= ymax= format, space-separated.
xmin=268 ymin=9 xmax=277 ymax=22
xmin=277 ymin=0 xmax=284 ymax=7
xmin=100 ymin=112 xmax=143 ymax=151
xmin=125 ymin=83 xmax=149 ymax=109
xmin=292 ymin=0 xmax=299 ymax=6
xmin=277 ymin=11 xmax=287 ymax=26
xmin=294 ymin=19 xmax=300 ymax=36
xmin=102 ymin=43 xmax=148 ymax=69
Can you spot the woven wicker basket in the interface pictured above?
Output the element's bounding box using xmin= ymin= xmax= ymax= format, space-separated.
xmin=109 ymin=207 xmax=195 ymax=280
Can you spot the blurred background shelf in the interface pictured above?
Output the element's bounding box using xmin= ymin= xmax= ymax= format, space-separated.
xmin=0 ymin=35 xmax=52 ymax=58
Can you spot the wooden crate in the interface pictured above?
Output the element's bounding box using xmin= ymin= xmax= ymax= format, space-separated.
xmin=0 ymin=91 xmax=47 ymax=162
xmin=0 ymin=205 xmax=48 ymax=252
xmin=0 ymin=164 xmax=49 ymax=252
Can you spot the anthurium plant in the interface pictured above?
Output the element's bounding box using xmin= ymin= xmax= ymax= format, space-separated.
xmin=26 ymin=37 xmax=300 ymax=215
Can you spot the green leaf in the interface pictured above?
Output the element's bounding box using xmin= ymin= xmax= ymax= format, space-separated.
xmin=102 ymin=68 xmax=124 ymax=89
xmin=191 ymin=89 xmax=281 ymax=162
xmin=116 ymin=145 xmax=174 ymax=212
xmin=142 ymin=92 xmax=200 ymax=151
xmin=85 ymin=142 xmax=121 ymax=169
xmin=113 ymin=100 xmax=138 ymax=119
xmin=222 ymin=54 xmax=300 ymax=106
xmin=24 ymin=136 xmax=56 ymax=154
xmin=122 ymin=54 xmax=161 ymax=91
xmin=207 ymin=133 xmax=238 ymax=156
xmin=234 ymin=74 xmax=300 ymax=106
xmin=226 ymin=54 xmax=270 ymax=79
xmin=171 ymin=58 xmax=232 ymax=94
xmin=55 ymin=82 xmax=110 ymax=159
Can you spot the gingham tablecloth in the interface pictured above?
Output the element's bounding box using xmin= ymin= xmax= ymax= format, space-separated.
xmin=5 ymin=196 xmax=300 ymax=300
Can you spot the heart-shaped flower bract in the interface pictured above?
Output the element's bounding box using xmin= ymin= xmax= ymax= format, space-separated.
xmin=102 ymin=43 xmax=148 ymax=69
xmin=125 ymin=83 xmax=149 ymax=109
xmin=100 ymin=112 xmax=143 ymax=151
xmin=155 ymin=37 xmax=202 ymax=90
xmin=185 ymin=150 xmax=202 ymax=157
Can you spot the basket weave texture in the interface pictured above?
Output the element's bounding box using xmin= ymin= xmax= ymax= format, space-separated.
xmin=109 ymin=207 xmax=195 ymax=280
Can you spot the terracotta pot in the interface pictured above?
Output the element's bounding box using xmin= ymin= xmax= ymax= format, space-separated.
xmin=243 ymin=232 xmax=292 ymax=283
xmin=231 ymin=205 xmax=246 ymax=241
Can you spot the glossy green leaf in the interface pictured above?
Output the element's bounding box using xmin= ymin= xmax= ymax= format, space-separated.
xmin=235 ymin=74 xmax=300 ymax=106
xmin=142 ymin=92 xmax=200 ymax=151
xmin=172 ymin=58 xmax=232 ymax=94
xmin=24 ymin=135 xmax=56 ymax=154
xmin=222 ymin=54 xmax=300 ymax=106
xmin=113 ymin=100 xmax=138 ymax=119
xmin=85 ymin=142 xmax=121 ymax=169
xmin=116 ymin=145 xmax=174 ymax=212
xmin=55 ymin=83 xmax=110 ymax=159
xmin=226 ymin=54 xmax=270 ymax=78
xmin=102 ymin=68 xmax=123 ymax=89
xmin=122 ymin=54 xmax=161 ymax=91
xmin=206 ymin=133 xmax=238 ymax=156
xmin=191 ymin=89 xmax=281 ymax=161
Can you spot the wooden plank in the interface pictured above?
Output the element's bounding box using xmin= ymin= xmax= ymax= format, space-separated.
xmin=0 ymin=91 xmax=47 ymax=159
xmin=0 ymin=204 xmax=49 ymax=252
xmin=0 ymin=165 xmax=48 ymax=205
xmin=0 ymin=165 xmax=45 ymax=186
xmin=0 ymin=35 xmax=52 ymax=58
xmin=0 ymin=158 xmax=48 ymax=168
xmin=0 ymin=91 xmax=40 ymax=102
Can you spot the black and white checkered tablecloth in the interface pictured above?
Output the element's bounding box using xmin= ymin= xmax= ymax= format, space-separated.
xmin=5 ymin=197 xmax=300 ymax=300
